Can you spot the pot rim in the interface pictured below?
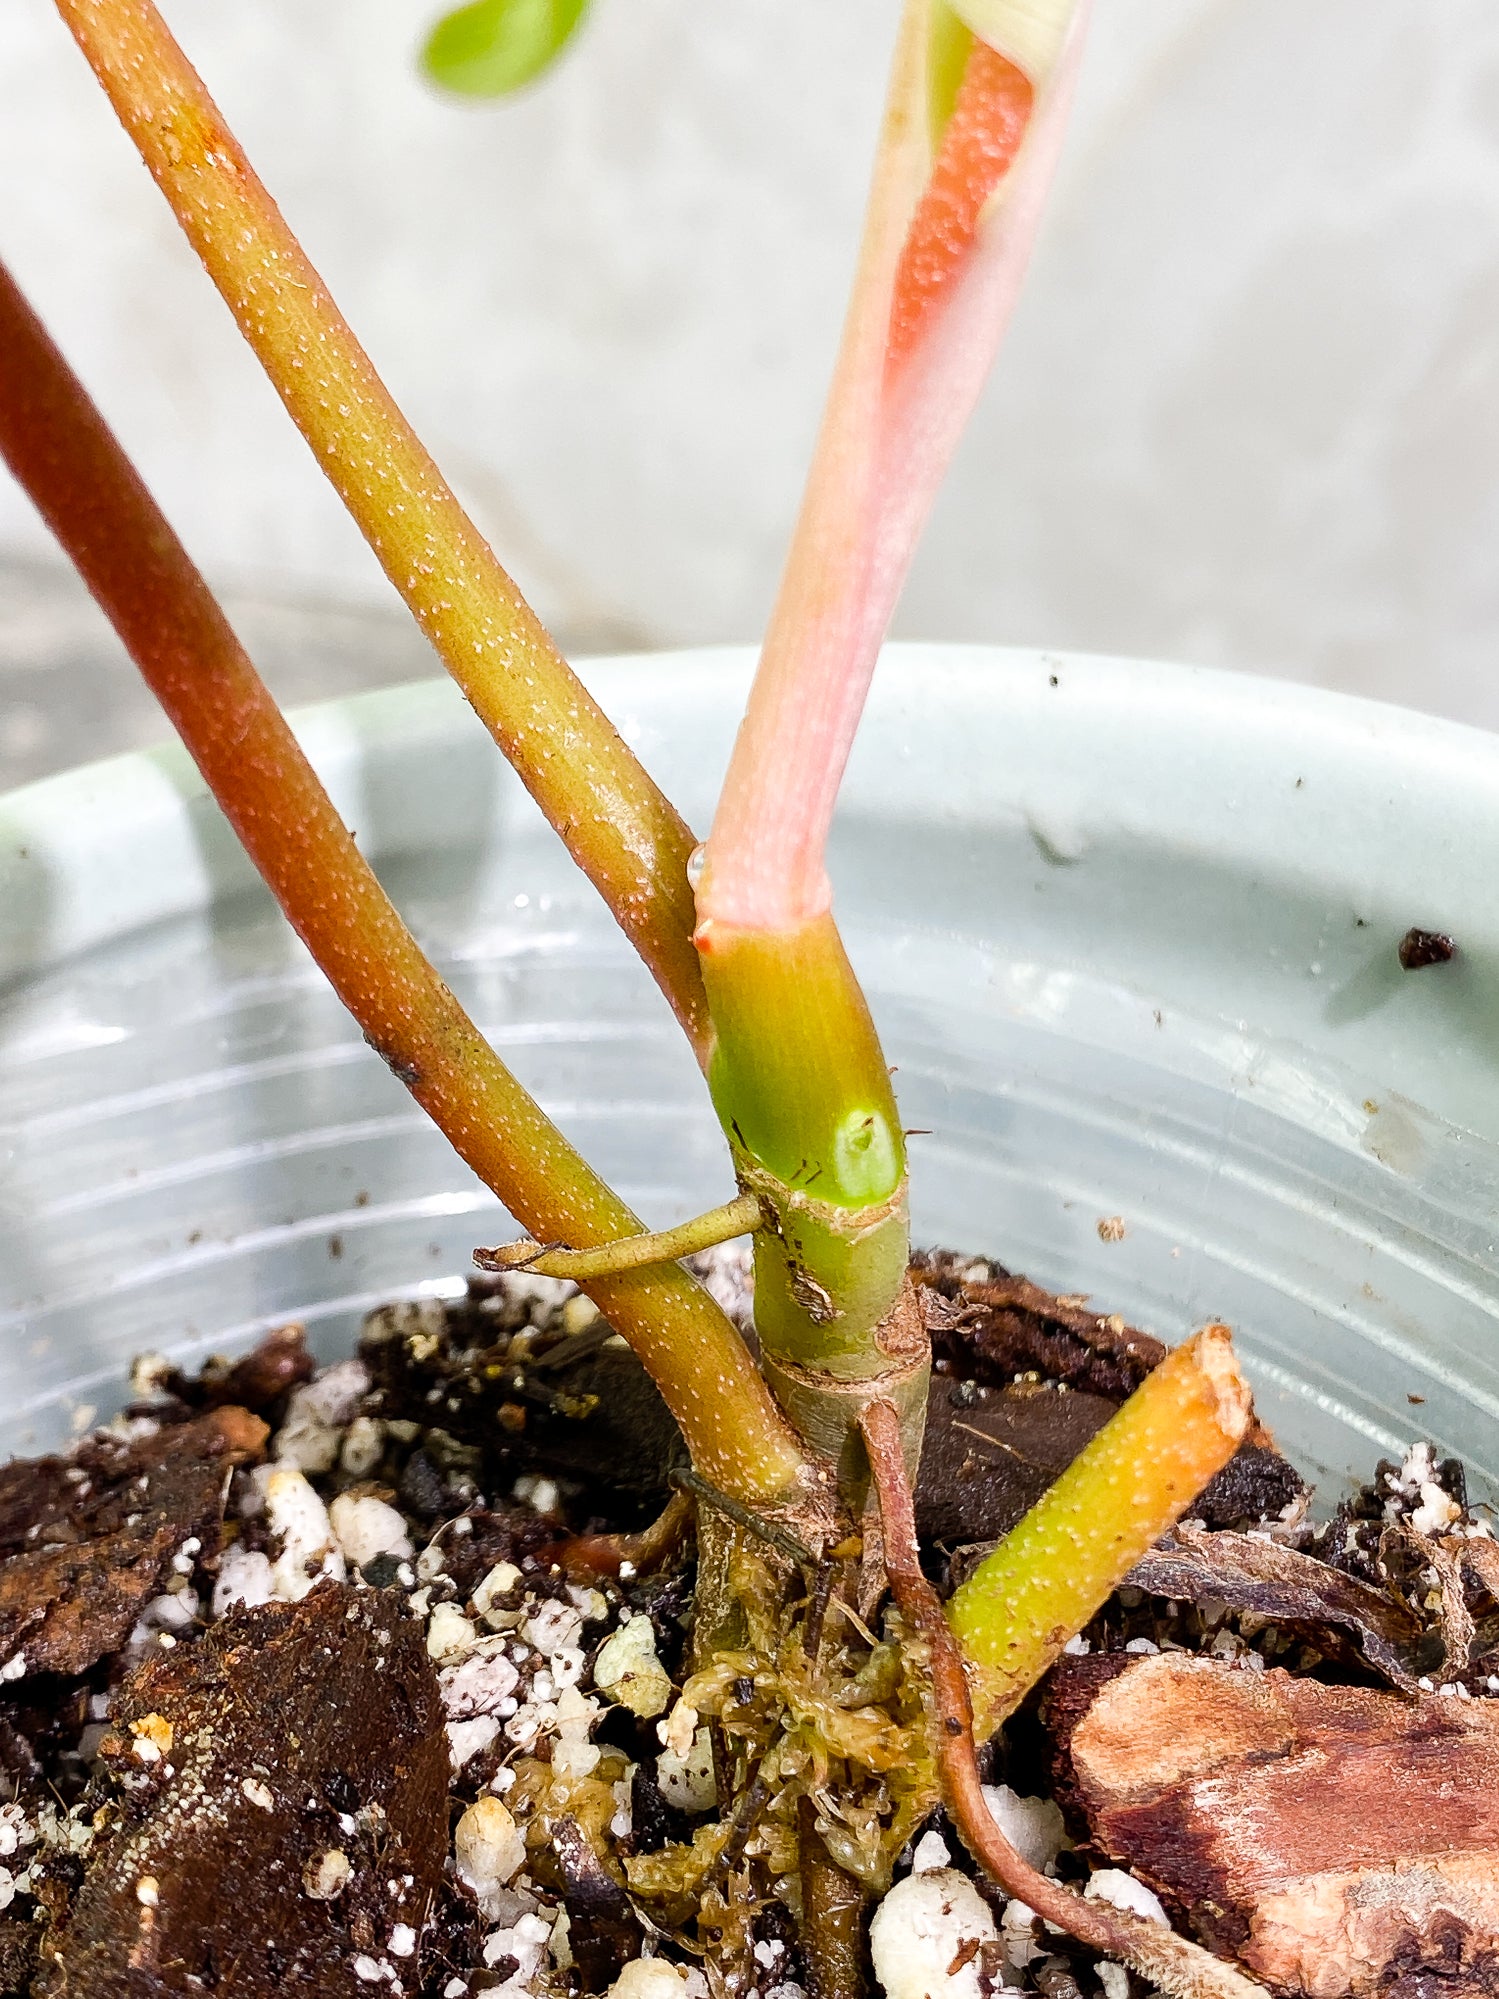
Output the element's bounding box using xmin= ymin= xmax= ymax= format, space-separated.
xmin=3 ymin=641 xmax=1496 ymax=979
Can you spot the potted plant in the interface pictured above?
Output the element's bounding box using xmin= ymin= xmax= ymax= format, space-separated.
xmin=1 ymin=2 xmax=1497 ymax=1995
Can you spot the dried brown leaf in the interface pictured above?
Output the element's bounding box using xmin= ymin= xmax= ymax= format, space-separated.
xmin=1127 ymin=1526 xmax=1425 ymax=1690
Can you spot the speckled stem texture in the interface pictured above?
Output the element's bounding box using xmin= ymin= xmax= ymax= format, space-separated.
xmin=947 ymin=1324 xmax=1252 ymax=1740
xmin=0 ymin=260 xmax=807 ymax=1510
xmin=862 ymin=1393 xmax=1269 ymax=1999
xmin=53 ymin=0 xmax=711 ymax=1062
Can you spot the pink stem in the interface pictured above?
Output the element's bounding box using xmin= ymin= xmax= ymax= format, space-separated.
xmin=700 ymin=3 xmax=1088 ymax=936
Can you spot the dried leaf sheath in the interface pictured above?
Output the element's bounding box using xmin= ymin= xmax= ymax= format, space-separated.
xmin=52 ymin=0 xmax=709 ymax=1061
xmin=0 ymin=262 xmax=807 ymax=1511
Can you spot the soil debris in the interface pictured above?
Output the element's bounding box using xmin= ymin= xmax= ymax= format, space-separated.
xmin=360 ymin=1284 xmax=687 ymax=1513
xmin=0 ymin=1406 xmax=265 ymax=1681
xmin=1398 ymin=928 xmax=1456 ymax=971
xmin=34 ymin=1582 xmax=447 ymax=1997
xmin=0 ymin=1252 xmax=1490 ymax=1999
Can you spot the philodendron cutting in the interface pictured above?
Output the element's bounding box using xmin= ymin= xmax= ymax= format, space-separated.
xmin=0 ymin=4 xmax=1281 ymax=1996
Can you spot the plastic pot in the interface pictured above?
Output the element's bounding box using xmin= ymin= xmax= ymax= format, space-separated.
xmin=3 ymin=644 xmax=1497 ymax=1506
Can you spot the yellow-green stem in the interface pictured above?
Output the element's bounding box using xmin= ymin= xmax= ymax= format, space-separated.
xmin=55 ymin=0 xmax=710 ymax=1061
xmin=695 ymin=913 xmax=923 ymax=1484
xmin=947 ymin=1324 xmax=1252 ymax=1741
xmin=0 ymin=258 xmax=805 ymax=1512
xmin=698 ymin=914 xmax=908 ymax=1364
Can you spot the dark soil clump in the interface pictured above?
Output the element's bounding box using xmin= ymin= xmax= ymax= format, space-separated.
xmin=0 ymin=1249 xmax=1489 ymax=1998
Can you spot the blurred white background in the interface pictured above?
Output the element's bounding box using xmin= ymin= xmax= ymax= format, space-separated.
xmin=3 ymin=0 xmax=1499 ymax=787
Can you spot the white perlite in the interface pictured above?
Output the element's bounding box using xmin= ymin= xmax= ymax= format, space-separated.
xmin=593 ymin=1614 xmax=672 ymax=1719
xmin=439 ymin=1640 xmax=521 ymax=1720
xmin=483 ymin=1910 xmax=552 ymax=1978
xmin=212 ymin=1546 xmax=275 ymax=1617
xmin=1000 ymin=1896 xmax=1043 ymax=1970
xmin=330 ymin=1494 xmax=413 ymax=1570
xmin=980 ymin=1785 xmax=1067 ymax=1874
xmin=1411 ymin=1482 xmax=1462 ymax=1535
xmin=340 ymin=1416 xmax=386 ymax=1478
xmin=521 ymin=1598 xmax=583 ymax=1657
xmin=1084 ymin=1869 xmax=1169 ymax=1926
xmin=870 ymin=1868 xmax=998 ymax=1999
xmin=303 ymin=1849 xmax=351 ymax=1899
xmin=141 ymin=1588 xmax=198 ymax=1635
xmin=606 ymin=1962 xmax=696 ymax=1999
xmin=427 ymin=1603 xmax=480 ymax=1664
xmin=252 ymin=1465 xmax=345 ymax=1602
xmin=446 ymin=1717 xmax=500 ymax=1769
xmin=454 ymin=1797 xmax=526 ymax=1919
xmin=272 ymin=1361 xmax=369 ymax=1475
xmin=549 ymin=1685 xmax=603 ymax=1781
xmin=472 ymin=1562 xmax=522 ymax=1627
xmin=655 ymin=1728 xmax=716 ymax=1814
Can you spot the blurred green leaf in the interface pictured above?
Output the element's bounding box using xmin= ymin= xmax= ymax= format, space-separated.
xmin=422 ymin=0 xmax=592 ymax=98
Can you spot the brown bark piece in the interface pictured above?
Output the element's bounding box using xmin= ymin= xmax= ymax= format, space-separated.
xmin=163 ymin=1320 xmax=317 ymax=1415
xmin=915 ymin=1374 xmax=1117 ymax=1546
xmin=0 ymin=1918 xmax=36 ymax=1995
xmin=912 ymin=1253 xmax=1308 ymax=1529
xmin=1054 ymin=1652 xmax=1499 ymax=1997
xmin=1127 ymin=1527 xmax=1427 ymax=1691
xmin=0 ymin=1407 xmax=266 ymax=1679
xmin=912 ymin=1249 xmax=1168 ymax=1399
xmin=37 ymin=1580 xmax=448 ymax=1997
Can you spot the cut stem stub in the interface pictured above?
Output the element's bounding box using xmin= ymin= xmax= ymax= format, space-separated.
xmin=861 ymin=1385 xmax=1268 ymax=1999
xmin=948 ymin=1322 xmax=1253 ymax=1740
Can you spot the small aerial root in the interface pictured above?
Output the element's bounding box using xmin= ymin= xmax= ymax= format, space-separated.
xmin=670 ymin=1466 xmax=823 ymax=1569
xmin=476 ymin=1189 xmax=764 ymax=1281
xmin=550 ymin=1488 xmax=695 ymax=1580
xmin=799 ymin=1794 xmax=870 ymax=1999
xmin=858 ymin=1398 xmax=1271 ymax=1999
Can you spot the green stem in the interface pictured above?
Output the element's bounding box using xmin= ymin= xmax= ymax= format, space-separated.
xmin=476 ymin=1190 xmax=764 ymax=1280
xmin=54 ymin=0 xmax=710 ymax=1062
xmin=0 ymin=258 xmax=806 ymax=1513
xmin=696 ymin=913 xmax=924 ymax=1483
